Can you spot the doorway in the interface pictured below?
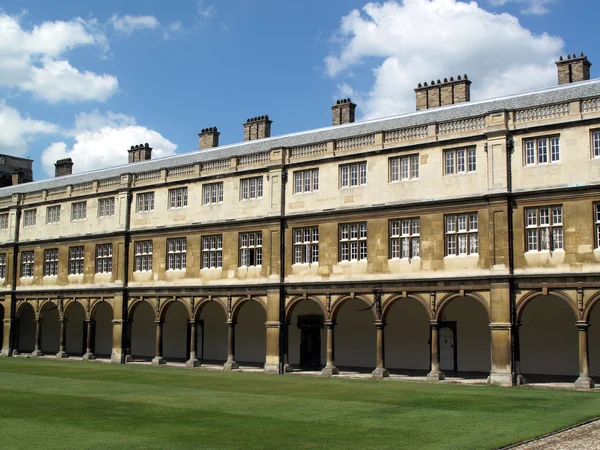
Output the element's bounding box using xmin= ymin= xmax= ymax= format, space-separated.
xmin=298 ymin=316 xmax=322 ymax=367
xmin=439 ymin=321 xmax=457 ymax=372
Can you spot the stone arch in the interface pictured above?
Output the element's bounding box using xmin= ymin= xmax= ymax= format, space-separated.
xmin=38 ymin=300 xmax=57 ymax=320
xmin=382 ymin=293 xmax=432 ymax=323
xmin=435 ymin=292 xmax=490 ymax=323
xmin=517 ymin=290 xmax=579 ymax=323
xmin=129 ymin=300 xmax=156 ymax=360
xmin=162 ymin=300 xmax=189 ymax=361
xmin=39 ymin=301 xmax=60 ymax=354
xmin=16 ymin=301 xmax=34 ymax=319
xmin=16 ymin=302 xmax=35 ymax=353
xmin=583 ymin=291 xmax=600 ymax=323
xmin=231 ymin=296 xmax=267 ymax=323
xmin=64 ymin=299 xmax=88 ymax=320
xmin=193 ymin=297 xmax=227 ymax=321
xmin=128 ymin=299 xmax=158 ymax=321
xmin=285 ymin=295 xmax=327 ymax=323
xmin=90 ymin=299 xmax=114 ymax=320
xmin=233 ymin=297 xmax=266 ymax=366
xmin=331 ymin=295 xmax=376 ymax=323
xmin=91 ymin=300 xmax=113 ymax=358
xmin=65 ymin=300 xmax=86 ymax=356
xmin=159 ymin=298 xmax=192 ymax=322
xmin=195 ymin=298 xmax=228 ymax=363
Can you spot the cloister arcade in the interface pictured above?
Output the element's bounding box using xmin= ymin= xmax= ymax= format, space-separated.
xmin=3 ymin=289 xmax=599 ymax=389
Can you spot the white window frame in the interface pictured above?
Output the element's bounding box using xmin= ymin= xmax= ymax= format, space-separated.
xmin=525 ymin=206 xmax=563 ymax=252
xmin=390 ymin=218 xmax=420 ymax=259
xmin=44 ymin=248 xmax=59 ymax=277
xmin=71 ymin=201 xmax=87 ymax=221
xmin=202 ymin=235 xmax=223 ymax=269
xmin=340 ymin=162 xmax=367 ymax=188
xmin=0 ymin=213 xmax=7 ymax=230
xmin=69 ymin=246 xmax=84 ymax=275
xmin=21 ymin=250 xmax=34 ymax=277
xmin=167 ymin=238 xmax=187 ymax=270
xmin=0 ymin=253 xmax=6 ymax=279
xmin=134 ymin=241 xmax=153 ymax=272
xmin=46 ymin=206 xmax=60 ymax=224
xmin=294 ymin=169 xmax=319 ymax=194
xmin=339 ymin=223 xmax=367 ymax=262
xmin=169 ymin=187 xmax=188 ymax=209
xmin=239 ymin=231 xmax=262 ymax=267
xmin=293 ymin=227 xmax=319 ymax=264
xmin=240 ymin=177 xmax=263 ymax=200
xmin=203 ymin=182 xmax=224 ymax=205
xmin=136 ymin=192 xmax=155 ymax=213
xmin=592 ymin=130 xmax=600 ymax=159
xmin=445 ymin=213 xmax=479 ymax=256
xmin=524 ymin=136 xmax=560 ymax=166
xmin=98 ymin=198 xmax=115 ymax=217
xmin=390 ymin=155 xmax=419 ymax=182
xmin=23 ymin=209 xmax=36 ymax=227
xmin=444 ymin=148 xmax=476 ymax=175
xmin=95 ymin=244 xmax=113 ymax=274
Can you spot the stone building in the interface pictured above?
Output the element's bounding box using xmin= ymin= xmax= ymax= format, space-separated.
xmin=1 ymin=54 xmax=599 ymax=389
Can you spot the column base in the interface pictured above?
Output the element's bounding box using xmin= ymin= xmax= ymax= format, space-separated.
xmin=263 ymin=363 xmax=279 ymax=374
xmin=575 ymin=376 xmax=595 ymax=390
xmin=122 ymin=354 xmax=133 ymax=364
xmin=0 ymin=348 xmax=9 ymax=357
xmin=321 ymin=365 xmax=339 ymax=376
xmin=151 ymin=356 xmax=165 ymax=366
xmin=12 ymin=349 xmax=20 ymax=356
xmin=30 ymin=350 xmax=44 ymax=357
xmin=371 ymin=367 xmax=389 ymax=379
xmin=111 ymin=353 xmax=124 ymax=364
xmin=223 ymin=360 xmax=239 ymax=371
xmin=186 ymin=358 xmax=200 ymax=368
xmin=488 ymin=372 xmax=512 ymax=387
xmin=515 ymin=374 xmax=526 ymax=385
xmin=82 ymin=353 xmax=96 ymax=361
xmin=55 ymin=351 xmax=69 ymax=359
xmin=283 ymin=364 xmax=293 ymax=373
xmin=426 ymin=371 xmax=445 ymax=381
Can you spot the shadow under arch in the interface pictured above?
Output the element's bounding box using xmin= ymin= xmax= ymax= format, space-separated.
xmin=330 ymin=295 xmax=376 ymax=323
xmin=382 ymin=294 xmax=432 ymax=323
xmin=285 ymin=296 xmax=327 ymax=323
xmin=435 ymin=292 xmax=490 ymax=323
xmin=517 ymin=290 xmax=579 ymax=324
xmin=193 ymin=297 xmax=228 ymax=321
xmin=195 ymin=297 xmax=228 ymax=363
xmin=233 ymin=297 xmax=266 ymax=366
xmin=15 ymin=302 xmax=36 ymax=353
xmin=159 ymin=299 xmax=192 ymax=322
xmin=91 ymin=300 xmax=114 ymax=358
xmin=231 ymin=297 xmax=267 ymax=324
xmin=39 ymin=301 xmax=60 ymax=354
xmin=583 ymin=290 xmax=600 ymax=323
xmin=129 ymin=299 xmax=157 ymax=361
xmin=64 ymin=300 xmax=86 ymax=356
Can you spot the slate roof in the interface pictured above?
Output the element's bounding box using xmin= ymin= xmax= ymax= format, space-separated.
xmin=3 ymin=78 xmax=600 ymax=197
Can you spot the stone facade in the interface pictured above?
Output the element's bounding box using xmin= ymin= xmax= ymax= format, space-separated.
xmin=1 ymin=62 xmax=600 ymax=389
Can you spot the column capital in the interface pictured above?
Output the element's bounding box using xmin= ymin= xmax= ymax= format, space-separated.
xmin=188 ymin=320 xmax=197 ymax=326
xmin=576 ymin=321 xmax=590 ymax=330
xmin=324 ymin=320 xmax=336 ymax=328
xmin=374 ymin=321 xmax=386 ymax=328
xmin=226 ymin=320 xmax=237 ymax=327
xmin=429 ymin=320 xmax=439 ymax=327
xmin=154 ymin=320 xmax=163 ymax=325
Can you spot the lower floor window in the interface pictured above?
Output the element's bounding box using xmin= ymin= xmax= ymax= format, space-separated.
xmin=69 ymin=246 xmax=84 ymax=275
xmin=390 ymin=218 xmax=420 ymax=259
xmin=134 ymin=241 xmax=153 ymax=272
xmin=96 ymin=244 xmax=113 ymax=273
xmin=526 ymin=206 xmax=563 ymax=251
xmin=339 ymin=223 xmax=367 ymax=262
xmin=239 ymin=231 xmax=262 ymax=266
xmin=293 ymin=227 xmax=319 ymax=264
xmin=44 ymin=249 xmax=59 ymax=276
xmin=202 ymin=235 xmax=223 ymax=269
xmin=445 ymin=213 xmax=478 ymax=256
xmin=21 ymin=251 xmax=34 ymax=277
xmin=167 ymin=238 xmax=187 ymax=270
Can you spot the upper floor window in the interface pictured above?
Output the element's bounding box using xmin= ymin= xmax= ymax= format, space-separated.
xmin=445 ymin=148 xmax=476 ymax=175
xmin=294 ymin=169 xmax=319 ymax=194
xmin=46 ymin=205 xmax=60 ymax=224
xmin=202 ymin=235 xmax=223 ymax=269
xmin=21 ymin=250 xmax=34 ymax=277
xmin=167 ymin=238 xmax=186 ymax=270
xmin=23 ymin=209 xmax=36 ymax=227
xmin=98 ymin=198 xmax=115 ymax=217
xmin=136 ymin=192 xmax=154 ymax=213
xmin=592 ymin=131 xmax=600 ymax=158
xmin=95 ymin=244 xmax=113 ymax=274
xmin=524 ymin=136 xmax=560 ymax=165
xmin=0 ymin=253 xmax=6 ymax=279
xmin=240 ymin=177 xmax=263 ymax=200
xmin=445 ymin=213 xmax=478 ymax=256
xmin=339 ymin=223 xmax=367 ymax=262
xmin=203 ymin=182 xmax=224 ymax=205
xmin=239 ymin=231 xmax=262 ymax=267
xmin=390 ymin=155 xmax=419 ymax=182
xmin=0 ymin=213 xmax=8 ymax=230
xmin=596 ymin=204 xmax=600 ymax=248
xmin=71 ymin=201 xmax=87 ymax=221
xmin=134 ymin=241 xmax=153 ymax=272
xmin=526 ymin=206 xmax=563 ymax=252
xmin=390 ymin=218 xmax=420 ymax=259
xmin=340 ymin=162 xmax=367 ymax=188
xmin=69 ymin=246 xmax=84 ymax=275
xmin=44 ymin=249 xmax=58 ymax=277
xmin=293 ymin=227 xmax=319 ymax=264
xmin=169 ymin=187 xmax=188 ymax=209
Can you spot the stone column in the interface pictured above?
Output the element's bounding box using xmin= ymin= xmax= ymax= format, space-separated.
xmin=322 ymin=321 xmax=339 ymax=376
xmin=427 ymin=321 xmax=445 ymax=381
xmin=513 ymin=322 xmax=526 ymax=385
xmin=489 ymin=323 xmax=512 ymax=386
xmin=1 ymin=318 xmax=11 ymax=357
xmin=372 ymin=322 xmax=389 ymax=379
xmin=575 ymin=322 xmax=595 ymax=389
xmin=83 ymin=320 xmax=95 ymax=361
xmin=282 ymin=321 xmax=292 ymax=373
xmin=223 ymin=321 xmax=239 ymax=371
xmin=186 ymin=320 xmax=200 ymax=368
xmin=151 ymin=320 xmax=165 ymax=366
xmin=31 ymin=318 xmax=43 ymax=357
xmin=56 ymin=318 xmax=68 ymax=359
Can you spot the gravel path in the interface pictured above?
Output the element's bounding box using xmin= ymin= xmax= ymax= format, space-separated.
xmin=509 ymin=419 xmax=600 ymax=449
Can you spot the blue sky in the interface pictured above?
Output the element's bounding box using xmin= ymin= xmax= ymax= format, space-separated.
xmin=0 ymin=0 xmax=598 ymax=178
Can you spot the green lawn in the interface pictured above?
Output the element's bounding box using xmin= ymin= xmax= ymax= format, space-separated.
xmin=0 ymin=359 xmax=598 ymax=449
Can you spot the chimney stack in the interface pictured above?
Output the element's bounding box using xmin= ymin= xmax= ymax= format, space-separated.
xmin=415 ymin=75 xmax=471 ymax=111
xmin=331 ymin=98 xmax=356 ymax=126
xmin=556 ymin=53 xmax=591 ymax=85
xmin=11 ymin=169 xmax=24 ymax=186
xmin=54 ymin=158 xmax=73 ymax=177
xmin=243 ymin=116 xmax=272 ymax=141
xmin=199 ymin=127 xmax=220 ymax=150
xmin=128 ymin=143 xmax=152 ymax=163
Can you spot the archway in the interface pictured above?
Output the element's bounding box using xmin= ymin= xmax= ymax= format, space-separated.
xmin=438 ymin=296 xmax=491 ymax=375
xmin=520 ymin=295 xmax=578 ymax=380
xmin=385 ymin=297 xmax=430 ymax=374
xmin=163 ymin=302 xmax=189 ymax=362
xmin=235 ymin=301 xmax=266 ymax=366
xmin=334 ymin=298 xmax=375 ymax=371
xmin=130 ymin=301 xmax=156 ymax=361
xmin=17 ymin=303 xmax=35 ymax=353
xmin=65 ymin=302 xmax=86 ymax=356
xmin=93 ymin=302 xmax=113 ymax=358
xmin=40 ymin=302 xmax=60 ymax=354
xmin=0 ymin=303 xmax=4 ymax=353
xmin=288 ymin=299 xmax=325 ymax=369
xmin=197 ymin=301 xmax=227 ymax=363
xmin=590 ymin=302 xmax=600 ymax=382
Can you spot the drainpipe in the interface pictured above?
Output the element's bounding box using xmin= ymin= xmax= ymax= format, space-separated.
xmin=279 ymin=168 xmax=288 ymax=374
xmin=120 ymin=184 xmax=133 ymax=364
xmin=506 ymin=135 xmax=517 ymax=385
xmin=9 ymin=202 xmax=21 ymax=356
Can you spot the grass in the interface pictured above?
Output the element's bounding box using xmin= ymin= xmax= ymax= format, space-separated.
xmin=0 ymin=359 xmax=598 ymax=449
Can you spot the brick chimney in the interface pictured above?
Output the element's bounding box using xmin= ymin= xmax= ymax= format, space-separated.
xmin=243 ymin=116 xmax=272 ymax=141
xmin=556 ymin=53 xmax=591 ymax=85
xmin=11 ymin=169 xmax=24 ymax=185
xmin=128 ymin=143 xmax=152 ymax=163
xmin=415 ymin=75 xmax=471 ymax=111
xmin=54 ymin=158 xmax=73 ymax=177
xmin=199 ymin=127 xmax=220 ymax=150
xmin=331 ymin=98 xmax=356 ymax=125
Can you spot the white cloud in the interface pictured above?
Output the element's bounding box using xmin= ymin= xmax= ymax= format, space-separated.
xmin=488 ymin=0 xmax=554 ymax=15
xmin=163 ymin=21 xmax=184 ymax=40
xmin=0 ymin=100 xmax=59 ymax=156
xmin=197 ymin=1 xmax=216 ymax=18
xmin=110 ymin=14 xmax=160 ymax=35
xmin=0 ymin=12 xmax=117 ymax=102
xmin=41 ymin=110 xmax=177 ymax=175
xmin=325 ymin=0 xmax=563 ymax=119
